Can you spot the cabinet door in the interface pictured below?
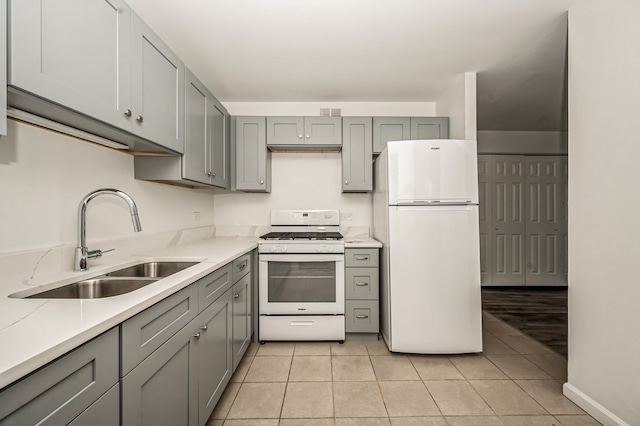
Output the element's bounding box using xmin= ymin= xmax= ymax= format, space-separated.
xmin=183 ymin=69 xmax=209 ymax=184
xmin=232 ymin=274 xmax=252 ymax=371
xmin=209 ymin=101 xmax=229 ymax=188
xmin=198 ymin=290 xmax=233 ymax=426
xmin=410 ymin=117 xmax=449 ymax=139
xmin=130 ymin=12 xmax=184 ymax=154
xmin=305 ymin=116 xmax=342 ymax=146
xmin=8 ymin=0 xmax=132 ymax=131
xmin=68 ymin=384 xmax=120 ymax=426
xmin=491 ymin=156 xmax=526 ymax=286
xmin=0 ymin=0 xmax=6 ymax=136
xmin=266 ymin=116 xmax=304 ymax=146
xmin=342 ymin=117 xmax=373 ymax=192
xmin=236 ymin=116 xmax=269 ymax=192
xmin=372 ymin=117 xmax=410 ymax=154
xmin=0 ymin=329 xmax=118 ymax=425
xmin=122 ymin=321 xmax=199 ymax=426
xmin=525 ymin=156 xmax=568 ymax=286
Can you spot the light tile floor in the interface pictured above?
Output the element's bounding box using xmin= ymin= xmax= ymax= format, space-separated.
xmin=206 ymin=312 xmax=601 ymax=426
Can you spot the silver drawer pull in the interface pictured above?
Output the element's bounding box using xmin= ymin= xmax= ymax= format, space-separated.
xmin=355 ymin=282 xmax=369 ymax=286
xmin=233 ymin=293 xmax=240 ymax=299
xmin=356 ymin=314 xmax=369 ymax=319
xmin=192 ymin=332 xmax=201 ymax=340
xmin=239 ymin=263 xmax=247 ymax=270
xmin=354 ymin=255 xmax=369 ymax=260
xmin=200 ymin=325 xmax=208 ymax=332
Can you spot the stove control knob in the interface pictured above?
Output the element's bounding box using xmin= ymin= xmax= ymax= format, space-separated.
xmin=277 ymin=245 xmax=287 ymax=253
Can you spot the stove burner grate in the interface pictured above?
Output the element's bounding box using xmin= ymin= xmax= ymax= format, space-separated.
xmin=259 ymin=231 xmax=343 ymax=241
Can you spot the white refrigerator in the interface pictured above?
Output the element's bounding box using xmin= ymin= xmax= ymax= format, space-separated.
xmin=373 ymin=139 xmax=483 ymax=354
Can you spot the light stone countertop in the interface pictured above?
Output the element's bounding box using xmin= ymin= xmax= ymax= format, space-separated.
xmin=0 ymin=235 xmax=258 ymax=389
xmin=344 ymin=237 xmax=383 ymax=248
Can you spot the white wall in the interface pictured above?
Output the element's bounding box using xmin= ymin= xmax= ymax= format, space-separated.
xmin=0 ymin=120 xmax=215 ymax=254
xmin=215 ymin=102 xmax=437 ymax=230
xmin=477 ymin=130 xmax=568 ymax=154
xmin=436 ymin=72 xmax=477 ymax=140
xmin=565 ymin=1 xmax=640 ymax=424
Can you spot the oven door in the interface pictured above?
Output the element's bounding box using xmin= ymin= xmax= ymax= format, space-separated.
xmin=259 ymin=254 xmax=345 ymax=315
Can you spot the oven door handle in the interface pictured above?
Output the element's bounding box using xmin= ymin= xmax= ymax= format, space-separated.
xmin=259 ymin=254 xmax=345 ymax=263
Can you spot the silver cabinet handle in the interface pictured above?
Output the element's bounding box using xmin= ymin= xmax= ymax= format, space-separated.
xmin=345 ymin=180 xmax=349 ymax=185
xmin=298 ymin=134 xmax=303 ymax=139
xmin=200 ymin=325 xmax=208 ymax=331
xmin=233 ymin=293 xmax=240 ymax=299
xmin=356 ymin=314 xmax=369 ymax=319
xmin=192 ymin=332 xmax=201 ymax=340
xmin=124 ymin=109 xmax=132 ymax=117
xmin=355 ymin=255 xmax=369 ymax=260
xmin=355 ymin=282 xmax=369 ymax=286
xmin=306 ymin=135 xmax=310 ymax=139
xmin=239 ymin=263 xmax=246 ymax=270
xmin=136 ymin=115 xmax=143 ymax=122
xmin=260 ymin=180 xmax=264 ymax=184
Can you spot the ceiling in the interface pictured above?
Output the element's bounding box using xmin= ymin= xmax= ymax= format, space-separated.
xmin=125 ymin=0 xmax=573 ymax=132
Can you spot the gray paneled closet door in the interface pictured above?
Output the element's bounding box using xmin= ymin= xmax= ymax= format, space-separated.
xmin=8 ymin=0 xmax=132 ymax=131
xmin=130 ymin=12 xmax=184 ymax=153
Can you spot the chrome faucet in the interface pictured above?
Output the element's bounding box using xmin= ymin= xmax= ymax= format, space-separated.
xmin=75 ymin=188 xmax=142 ymax=271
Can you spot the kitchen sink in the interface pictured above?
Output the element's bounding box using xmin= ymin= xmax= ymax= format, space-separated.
xmin=105 ymin=261 xmax=200 ymax=278
xmin=17 ymin=260 xmax=201 ymax=299
xmin=26 ymin=278 xmax=159 ymax=299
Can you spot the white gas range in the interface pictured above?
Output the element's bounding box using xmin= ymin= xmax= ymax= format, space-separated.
xmin=258 ymin=210 xmax=345 ymax=343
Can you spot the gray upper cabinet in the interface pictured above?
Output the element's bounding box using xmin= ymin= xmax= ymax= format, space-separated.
xmin=235 ymin=116 xmax=270 ymax=192
xmin=130 ymin=12 xmax=185 ymax=154
xmin=134 ymin=69 xmax=229 ymax=189
xmin=267 ymin=116 xmax=342 ymax=149
xmin=373 ymin=117 xmax=449 ymax=154
xmin=342 ymin=117 xmax=373 ymax=192
xmin=8 ymin=0 xmax=132 ymax=131
xmin=372 ymin=117 xmax=410 ymax=154
xmin=7 ymin=0 xmax=184 ymax=154
xmin=411 ymin=117 xmax=449 ymax=140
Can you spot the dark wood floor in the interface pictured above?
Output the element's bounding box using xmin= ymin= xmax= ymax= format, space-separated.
xmin=481 ymin=287 xmax=568 ymax=357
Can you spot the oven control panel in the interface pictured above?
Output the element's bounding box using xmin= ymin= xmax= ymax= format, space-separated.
xmin=258 ymin=242 xmax=345 ymax=254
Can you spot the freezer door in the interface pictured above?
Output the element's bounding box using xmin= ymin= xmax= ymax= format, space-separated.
xmin=386 ymin=205 xmax=482 ymax=353
xmin=387 ymin=139 xmax=478 ymax=204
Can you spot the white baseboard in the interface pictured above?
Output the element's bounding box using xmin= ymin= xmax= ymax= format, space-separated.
xmin=563 ymin=382 xmax=630 ymax=426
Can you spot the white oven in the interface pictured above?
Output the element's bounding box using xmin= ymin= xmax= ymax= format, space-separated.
xmin=258 ymin=209 xmax=346 ymax=343
xmin=259 ymin=254 xmax=345 ymax=315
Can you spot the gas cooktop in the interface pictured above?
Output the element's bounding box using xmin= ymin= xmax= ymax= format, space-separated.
xmin=259 ymin=231 xmax=343 ymax=241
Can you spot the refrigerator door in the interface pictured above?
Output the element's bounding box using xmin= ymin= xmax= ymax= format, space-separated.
xmin=385 ymin=205 xmax=482 ymax=353
xmin=387 ymin=139 xmax=478 ymax=204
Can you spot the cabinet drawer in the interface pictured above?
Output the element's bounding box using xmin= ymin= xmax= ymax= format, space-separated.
xmin=345 ymin=268 xmax=379 ymax=300
xmin=68 ymin=383 xmax=120 ymax=426
xmin=232 ymin=253 xmax=251 ymax=283
xmin=345 ymin=300 xmax=379 ymax=333
xmin=199 ymin=264 xmax=233 ymax=311
xmin=0 ymin=328 xmax=119 ymax=425
xmin=345 ymin=248 xmax=379 ymax=267
xmin=121 ymin=284 xmax=198 ymax=376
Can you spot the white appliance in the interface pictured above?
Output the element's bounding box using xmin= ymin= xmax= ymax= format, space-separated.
xmin=373 ymin=139 xmax=483 ymax=354
xmin=258 ymin=210 xmax=345 ymax=343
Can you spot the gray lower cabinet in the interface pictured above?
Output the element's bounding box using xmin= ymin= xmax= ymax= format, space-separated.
xmin=232 ymin=273 xmax=252 ymax=370
xmin=235 ymin=116 xmax=270 ymax=192
xmin=121 ymin=317 xmax=200 ymax=426
xmin=266 ymin=116 xmax=342 ymax=149
xmin=373 ymin=117 xmax=449 ymax=154
xmin=7 ymin=0 xmax=184 ymax=154
xmin=69 ymin=384 xmax=120 ymax=426
xmin=0 ymin=328 xmax=119 ymax=425
xmin=345 ymin=248 xmax=380 ymax=337
xmin=134 ymin=68 xmax=229 ymax=188
xmin=342 ymin=117 xmax=373 ymax=192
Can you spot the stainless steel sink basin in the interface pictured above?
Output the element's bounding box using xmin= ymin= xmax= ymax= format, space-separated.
xmin=18 ymin=260 xmax=201 ymax=299
xmin=26 ymin=278 xmax=158 ymax=299
xmin=105 ymin=261 xmax=200 ymax=278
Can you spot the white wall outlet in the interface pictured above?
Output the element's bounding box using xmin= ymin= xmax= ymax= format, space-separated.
xmin=342 ymin=212 xmax=353 ymax=221
xmin=193 ymin=211 xmax=201 ymax=221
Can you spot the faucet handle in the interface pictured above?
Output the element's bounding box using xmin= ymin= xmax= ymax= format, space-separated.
xmin=87 ymin=248 xmax=115 ymax=260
